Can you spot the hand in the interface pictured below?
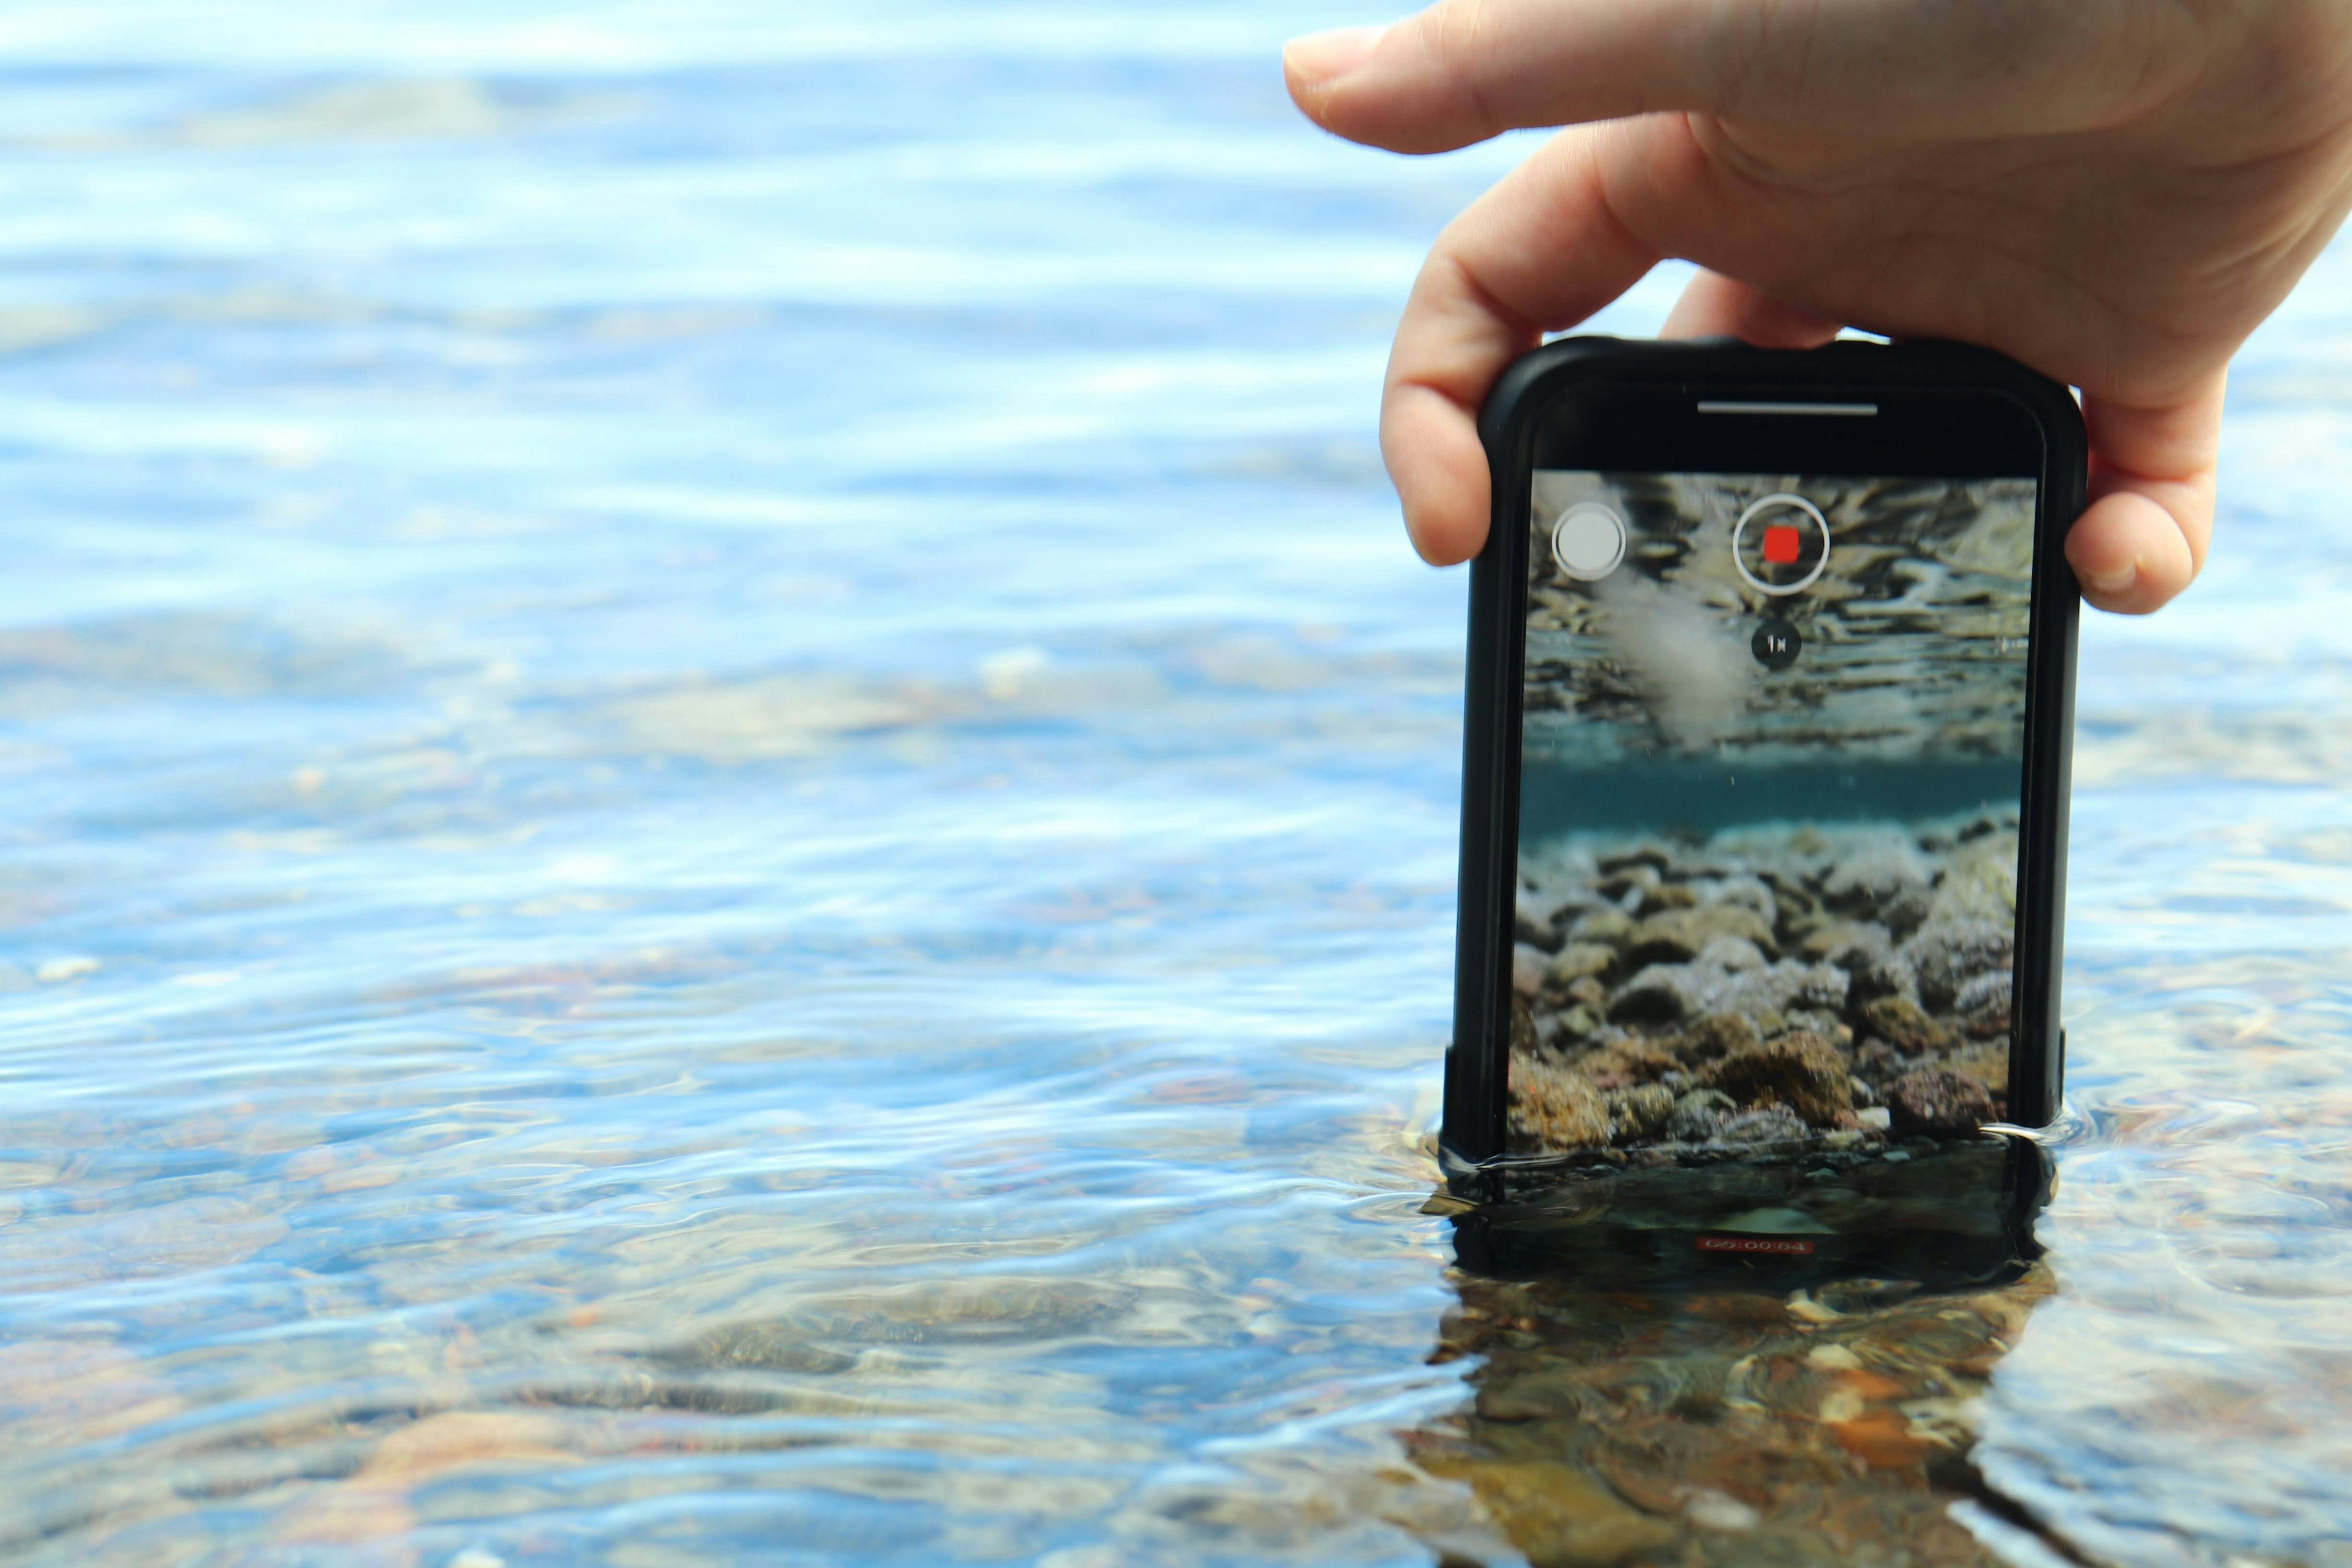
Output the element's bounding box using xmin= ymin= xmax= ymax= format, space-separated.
xmin=1284 ymin=0 xmax=2352 ymax=612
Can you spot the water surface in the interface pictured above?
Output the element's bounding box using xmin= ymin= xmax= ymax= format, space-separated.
xmin=2 ymin=4 xmax=2351 ymax=1565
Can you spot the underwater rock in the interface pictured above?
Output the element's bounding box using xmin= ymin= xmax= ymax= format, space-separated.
xmin=1569 ymin=908 xmax=1637 ymax=947
xmin=1419 ymin=1456 xmax=1677 ymax=1566
xmin=1597 ymin=861 xmax=1662 ymax=905
xmin=1546 ymin=943 xmax=1618 ymax=988
xmin=271 ymin=1411 xmax=579 ymax=1546
xmin=1849 ymin=950 xmax=1920 ymax=1006
xmin=1822 ymin=837 xmax=1931 ymax=911
xmin=1514 ymin=944 xmax=1551 ymax=998
xmin=1703 ymin=1032 xmax=1853 ymax=1127
xmin=1512 ymin=997 xmax=1539 ymax=1058
xmin=1670 ymin=1012 xmax=1760 ymax=1066
xmin=1611 ymin=941 xmax=1846 ymax=1028
xmin=1800 ymin=918 xmax=1893 ymax=968
xmin=1954 ymin=970 xmax=2013 ymax=1035
xmin=1606 ymin=1083 xmax=1675 ymax=1143
xmin=1758 ymin=856 xmax=1819 ymax=900
xmin=1886 ymin=1068 xmax=1995 ymax=1136
xmin=1925 ymin=831 xmax=2019 ymax=927
xmin=1771 ymin=957 xmax=1850 ymax=1016
xmin=1542 ymin=1003 xmax=1605 ymax=1050
xmin=1944 ymin=1043 xmax=2010 ymax=1101
xmin=1904 ymin=919 xmax=2012 ymax=1012
xmin=1785 ymin=1008 xmax=1852 ymax=1044
xmin=1856 ymin=993 xmax=1953 ymax=1057
xmin=1880 ymin=888 xmax=1936 ymax=940
xmin=1523 ymin=841 xmax=1602 ymax=888
xmin=1666 ymin=1088 xmax=1736 ymax=1144
xmin=1516 ymin=907 xmax=1569 ymax=952
xmin=1608 ymin=971 xmax=1713 ymax=1028
xmin=1688 ymin=873 xmax=1777 ymax=921
xmin=1855 ymin=1037 xmax=1902 ymax=1079
xmin=1510 ymin=1054 xmax=1611 ymax=1151
xmin=661 ymin=1326 xmax=859 ymax=1374
xmin=0 ymin=1341 xmax=183 ymax=1455
xmin=1624 ymin=904 xmax=1777 ymax=967
xmin=1575 ymin=1035 xmax=1678 ymax=1088
xmin=1636 ymin=883 xmax=1698 ymax=914
xmin=1598 ymin=844 xmax=1675 ymax=874
xmin=1712 ymin=1105 xmax=1811 ymax=1145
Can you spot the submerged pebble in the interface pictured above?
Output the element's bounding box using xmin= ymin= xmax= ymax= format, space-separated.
xmin=1888 ymin=1068 xmax=1998 ymax=1136
xmin=1704 ymin=1031 xmax=1853 ymax=1128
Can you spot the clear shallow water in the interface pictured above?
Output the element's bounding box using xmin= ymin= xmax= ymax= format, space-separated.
xmin=1 ymin=4 xmax=2350 ymax=1565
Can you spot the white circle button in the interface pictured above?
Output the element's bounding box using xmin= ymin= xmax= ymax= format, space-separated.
xmin=1551 ymin=503 xmax=1627 ymax=581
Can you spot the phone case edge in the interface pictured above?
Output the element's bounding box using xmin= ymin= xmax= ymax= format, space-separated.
xmin=1447 ymin=336 xmax=2087 ymax=1183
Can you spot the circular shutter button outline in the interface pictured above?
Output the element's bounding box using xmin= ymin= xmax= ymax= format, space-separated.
xmin=1731 ymin=493 xmax=1832 ymax=597
xmin=1550 ymin=502 xmax=1627 ymax=581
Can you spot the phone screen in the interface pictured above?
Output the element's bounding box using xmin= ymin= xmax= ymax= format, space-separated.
xmin=1508 ymin=466 xmax=2038 ymax=1222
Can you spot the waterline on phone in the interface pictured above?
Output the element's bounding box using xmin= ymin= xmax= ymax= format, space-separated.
xmin=1520 ymin=759 xmax=2026 ymax=835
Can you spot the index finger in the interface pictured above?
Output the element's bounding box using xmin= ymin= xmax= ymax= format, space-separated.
xmin=1286 ymin=0 xmax=2127 ymax=155
xmin=1286 ymin=0 xmax=1737 ymax=154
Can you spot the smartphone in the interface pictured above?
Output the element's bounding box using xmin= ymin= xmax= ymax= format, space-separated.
xmin=1444 ymin=336 xmax=2082 ymax=1272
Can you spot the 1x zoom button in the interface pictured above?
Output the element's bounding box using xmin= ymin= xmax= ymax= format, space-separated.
xmin=1751 ymin=619 xmax=1801 ymax=669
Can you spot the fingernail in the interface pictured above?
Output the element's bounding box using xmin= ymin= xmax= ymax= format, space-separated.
xmin=2082 ymin=561 xmax=2137 ymax=596
xmin=1284 ymin=24 xmax=1386 ymax=86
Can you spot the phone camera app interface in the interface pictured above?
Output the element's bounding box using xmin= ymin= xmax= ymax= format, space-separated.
xmin=1510 ymin=470 xmax=2037 ymax=1216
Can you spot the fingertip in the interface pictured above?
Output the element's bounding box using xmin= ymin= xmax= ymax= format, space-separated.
xmin=1660 ymin=271 xmax=1842 ymax=348
xmin=1283 ymin=25 xmax=1411 ymax=143
xmin=1283 ymin=25 xmax=1386 ymax=119
xmin=1278 ymin=15 xmax=1494 ymax=153
xmin=1408 ymin=503 xmax=1490 ymax=565
xmin=1382 ymin=382 xmax=1491 ymax=565
xmin=2065 ymin=490 xmax=2198 ymax=614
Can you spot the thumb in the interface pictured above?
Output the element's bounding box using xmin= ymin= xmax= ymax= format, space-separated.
xmin=2065 ymin=374 xmax=2225 ymax=614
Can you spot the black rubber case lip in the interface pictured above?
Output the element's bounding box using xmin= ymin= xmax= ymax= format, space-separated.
xmin=1446 ymin=336 xmax=2086 ymax=1193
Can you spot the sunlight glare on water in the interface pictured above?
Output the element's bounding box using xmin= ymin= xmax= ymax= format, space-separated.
xmin=1 ymin=3 xmax=2350 ymax=1565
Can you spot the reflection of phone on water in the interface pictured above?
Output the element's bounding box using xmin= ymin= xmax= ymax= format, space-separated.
xmin=1416 ymin=1154 xmax=2064 ymax=1566
xmin=1444 ymin=338 xmax=2084 ymax=1272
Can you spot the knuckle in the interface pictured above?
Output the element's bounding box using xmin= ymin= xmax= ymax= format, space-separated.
xmin=1414 ymin=0 xmax=1508 ymax=135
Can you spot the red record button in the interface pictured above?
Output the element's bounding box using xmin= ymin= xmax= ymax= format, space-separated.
xmin=1732 ymin=494 xmax=1831 ymax=596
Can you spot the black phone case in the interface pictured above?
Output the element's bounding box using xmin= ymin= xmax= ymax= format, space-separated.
xmin=1446 ymin=336 xmax=2086 ymax=1188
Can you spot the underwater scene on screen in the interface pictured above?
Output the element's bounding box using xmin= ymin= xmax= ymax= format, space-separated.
xmin=1510 ymin=470 xmax=2037 ymax=1202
